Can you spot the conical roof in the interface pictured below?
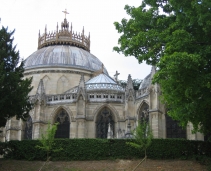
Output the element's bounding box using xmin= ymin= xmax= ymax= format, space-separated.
xmin=85 ymin=73 xmax=124 ymax=92
xmin=86 ymin=73 xmax=116 ymax=84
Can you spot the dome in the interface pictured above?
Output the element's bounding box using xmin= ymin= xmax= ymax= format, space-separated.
xmin=24 ymin=45 xmax=108 ymax=74
xmin=139 ymin=73 xmax=151 ymax=89
xmin=85 ymin=73 xmax=124 ymax=92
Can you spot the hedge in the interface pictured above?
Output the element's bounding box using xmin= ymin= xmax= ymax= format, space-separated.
xmin=0 ymin=139 xmax=210 ymax=161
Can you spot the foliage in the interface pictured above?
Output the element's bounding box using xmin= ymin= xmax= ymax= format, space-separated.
xmin=1 ymin=139 xmax=211 ymax=161
xmin=113 ymin=0 xmax=211 ymax=134
xmin=119 ymin=79 xmax=142 ymax=90
xmin=127 ymin=121 xmax=153 ymax=158
xmin=36 ymin=123 xmax=62 ymax=161
xmin=0 ymin=26 xmax=33 ymax=127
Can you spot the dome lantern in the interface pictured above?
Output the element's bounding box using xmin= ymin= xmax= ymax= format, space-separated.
xmin=37 ymin=9 xmax=90 ymax=52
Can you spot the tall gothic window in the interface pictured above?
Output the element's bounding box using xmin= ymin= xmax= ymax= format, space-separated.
xmin=24 ymin=116 xmax=33 ymax=140
xmin=166 ymin=114 xmax=186 ymax=139
xmin=139 ymin=103 xmax=149 ymax=123
xmin=55 ymin=109 xmax=70 ymax=138
xmin=96 ymin=108 xmax=114 ymax=138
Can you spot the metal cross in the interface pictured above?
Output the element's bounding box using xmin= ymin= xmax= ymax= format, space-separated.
xmin=114 ymin=70 xmax=120 ymax=82
xmin=62 ymin=9 xmax=69 ymax=18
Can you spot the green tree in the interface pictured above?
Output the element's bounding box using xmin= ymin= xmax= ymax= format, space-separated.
xmin=127 ymin=120 xmax=153 ymax=170
xmin=0 ymin=26 xmax=33 ymax=127
xmin=36 ymin=122 xmax=62 ymax=161
xmin=119 ymin=79 xmax=142 ymax=90
xmin=114 ymin=1 xmax=211 ymax=135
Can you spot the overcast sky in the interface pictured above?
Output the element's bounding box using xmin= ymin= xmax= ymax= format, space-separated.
xmin=0 ymin=0 xmax=151 ymax=80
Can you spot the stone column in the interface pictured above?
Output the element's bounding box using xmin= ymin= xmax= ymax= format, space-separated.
xmin=150 ymin=110 xmax=163 ymax=138
xmin=33 ymin=122 xmax=44 ymax=139
xmin=5 ymin=117 xmax=20 ymax=141
xmin=70 ymin=121 xmax=76 ymax=138
xmin=187 ymin=122 xmax=204 ymax=140
xmin=77 ymin=119 xmax=85 ymax=138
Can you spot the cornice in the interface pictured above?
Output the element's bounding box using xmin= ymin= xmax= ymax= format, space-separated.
xmin=24 ymin=69 xmax=92 ymax=77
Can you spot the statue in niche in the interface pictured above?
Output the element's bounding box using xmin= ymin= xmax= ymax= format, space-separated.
xmin=139 ymin=103 xmax=149 ymax=123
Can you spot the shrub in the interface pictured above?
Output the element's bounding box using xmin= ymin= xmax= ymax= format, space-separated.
xmin=1 ymin=139 xmax=210 ymax=161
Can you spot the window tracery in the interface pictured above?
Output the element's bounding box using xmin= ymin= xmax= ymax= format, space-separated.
xmin=55 ymin=109 xmax=70 ymax=138
xmin=166 ymin=114 xmax=186 ymax=139
xmin=96 ymin=108 xmax=114 ymax=138
xmin=24 ymin=116 xmax=33 ymax=140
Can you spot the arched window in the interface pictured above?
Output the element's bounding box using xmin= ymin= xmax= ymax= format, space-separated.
xmin=166 ymin=114 xmax=186 ymax=139
xmin=138 ymin=102 xmax=149 ymax=123
xmin=55 ymin=109 xmax=70 ymax=138
xmin=96 ymin=108 xmax=114 ymax=138
xmin=24 ymin=116 xmax=33 ymax=140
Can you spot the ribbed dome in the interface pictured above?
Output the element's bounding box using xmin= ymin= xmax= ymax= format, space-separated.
xmin=24 ymin=45 xmax=108 ymax=74
xmin=85 ymin=73 xmax=124 ymax=92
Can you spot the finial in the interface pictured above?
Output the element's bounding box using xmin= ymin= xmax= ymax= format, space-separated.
xmin=45 ymin=25 xmax=47 ymax=34
xmin=62 ymin=9 xmax=69 ymax=19
xmin=56 ymin=22 xmax=58 ymax=33
xmin=82 ymin=26 xmax=84 ymax=35
xmin=38 ymin=30 xmax=40 ymax=38
xmin=71 ymin=22 xmax=72 ymax=32
xmin=88 ymin=32 xmax=90 ymax=39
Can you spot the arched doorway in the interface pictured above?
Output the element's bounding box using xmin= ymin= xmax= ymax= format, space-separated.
xmin=96 ymin=107 xmax=115 ymax=138
xmin=166 ymin=114 xmax=186 ymax=139
xmin=138 ymin=102 xmax=149 ymax=123
xmin=54 ymin=109 xmax=70 ymax=138
xmin=24 ymin=116 xmax=33 ymax=140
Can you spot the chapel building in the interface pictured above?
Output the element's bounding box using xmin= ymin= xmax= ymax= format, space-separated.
xmin=0 ymin=14 xmax=204 ymax=141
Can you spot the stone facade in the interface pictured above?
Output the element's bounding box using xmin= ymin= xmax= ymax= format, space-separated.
xmin=0 ymin=16 xmax=204 ymax=142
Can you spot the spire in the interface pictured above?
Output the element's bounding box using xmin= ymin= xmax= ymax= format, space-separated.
xmin=151 ymin=65 xmax=156 ymax=78
xmin=35 ymin=79 xmax=46 ymax=104
xmin=36 ymin=79 xmax=45 ymax=96
xmin=125 ymin=74 xmax=135 ymax=101
xmin=76 ymin=74 xmax=86 ymax=101
xmin=45 ymin=25 xmax=47 ymax=34
xmin=56 ymin=22 xmax=58 ymax=33
xmin=126 ymin=74 xmax=133 ymax=90
xmin=88 ymin=32 xmax=90 ymax=40
xmin=82 ymin=26 xmax=84 ymax=37
xmin=78 ymin=74 xmax=85 ymax=89
xmin=38 ymin=30 xmax=40 ymax=38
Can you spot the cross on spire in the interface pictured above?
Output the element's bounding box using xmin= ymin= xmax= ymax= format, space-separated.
xmin=62 ymin=9 xmax=69 ymax=18
xmin=114 ymin=70 xmax=120 ymax=82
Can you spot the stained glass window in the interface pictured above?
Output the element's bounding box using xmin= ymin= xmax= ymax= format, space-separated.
xmin=24 ymin=116 xmax=33 ymax=140
xmin=96 ymin=108 xmax=114 ymax=138
xmin=55 ymin=109 xmax=70 ymax=138
xmin=166 ymin=114 xmax=186 ymax=139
